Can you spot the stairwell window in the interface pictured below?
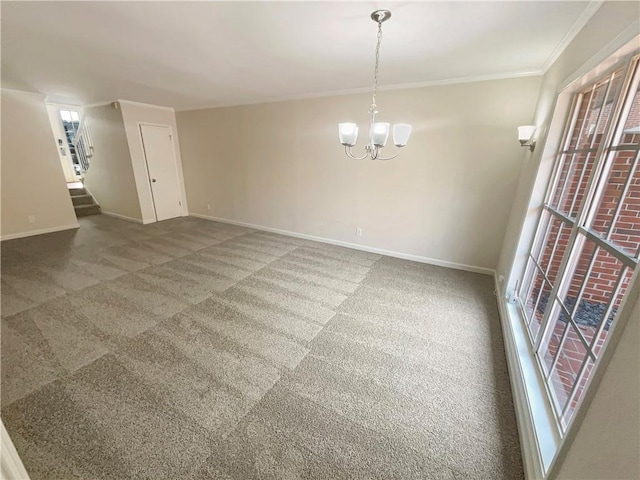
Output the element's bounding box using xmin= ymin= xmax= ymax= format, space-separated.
xmin=517 ymin=54 xmax=640 ymax=432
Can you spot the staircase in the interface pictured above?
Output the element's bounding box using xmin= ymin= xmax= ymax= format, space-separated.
xmin=68 ymin=184 xmax=100 ymax=217
xmin=67 ymin=116 xmax=99 ymax=217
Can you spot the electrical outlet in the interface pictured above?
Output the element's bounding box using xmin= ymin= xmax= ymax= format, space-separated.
xmin=498 ymin=275 xmax=505 ymax=283
xmin=28 ymin=215 xmax=35 ymax=224
xmin=207 ymin=204 xmax=211 ymax=212
xmin=356 ymin=227 xmax=362 ymax=237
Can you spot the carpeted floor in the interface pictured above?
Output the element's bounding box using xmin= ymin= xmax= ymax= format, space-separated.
xmin=1 ymin=215 xmax=523 ymax=479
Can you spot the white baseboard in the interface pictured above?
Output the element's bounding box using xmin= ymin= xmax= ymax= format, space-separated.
xmin=189 ymin=212 xmax=495 ymax=276
xmin=1 ymin=420 xmax=30 ymax=480
xmin=0 ymin=223 xmax=79 ymax=241
xmin=101 ymin=210 xmax=144 ymax=224
xmin=493 ymin=273 xmax=549 ymax=480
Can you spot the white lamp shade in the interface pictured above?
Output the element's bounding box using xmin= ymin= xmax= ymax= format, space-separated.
xmin=393 ymin=124 xmax=412 ymax=147
xmin=518 ymin=125 xmax=536 ymax=141
xmin=371 ymin=122 xmax=390 ymax=147
xmin=339 ymin=123 xmax=359 ymax=146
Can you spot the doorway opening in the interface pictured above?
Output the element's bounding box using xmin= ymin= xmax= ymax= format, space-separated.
xmin=59 ymin=109 xmax=83 ymax=178
xmin=46 ymin=104 xmax=93 ymax=183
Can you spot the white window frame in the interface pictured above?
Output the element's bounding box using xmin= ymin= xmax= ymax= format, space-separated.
xmin=516 ymin=53 xmax=640 ymax=434
xmin=499 ymin=38 xmax=640 ymax=480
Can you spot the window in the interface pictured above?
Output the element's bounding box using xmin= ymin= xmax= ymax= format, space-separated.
xmin=517 ymin=55 xmax=640 ymax=432
xmin=59 ymin=109 xmax=79 ymax=123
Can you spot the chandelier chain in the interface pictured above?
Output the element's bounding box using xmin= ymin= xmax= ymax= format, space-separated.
xmin=370 ymin=19 xmax=383 ymax=114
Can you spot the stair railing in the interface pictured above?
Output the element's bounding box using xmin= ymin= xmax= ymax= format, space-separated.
xmin=71 ymin=116 xmax=94 ymax=177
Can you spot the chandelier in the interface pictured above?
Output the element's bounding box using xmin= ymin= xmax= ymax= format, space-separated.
xmin=339 ymin=10 xmax=412 ymax=160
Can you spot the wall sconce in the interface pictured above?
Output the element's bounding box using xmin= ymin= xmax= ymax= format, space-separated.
xmin=518 ymin=125 xmax=536 ymax=152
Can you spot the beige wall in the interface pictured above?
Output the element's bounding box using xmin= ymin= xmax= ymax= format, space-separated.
xmin=177 ymin=75 xmax=542 ymax=271
xmin=492 ymin=2 xmax=640 ymax=479
xmin=1 ymin=89 xmax=78 ymax=239
xmin=555 ymin=282 xmax=640 ymax=480
xmin=119 ymin=101 xmax=188 ymax=224
xmin=84 ymin=104 xmax=142 ymax=221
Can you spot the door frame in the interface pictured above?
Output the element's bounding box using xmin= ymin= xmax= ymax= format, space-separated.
xmin=57 ymin=108 xmax=82 ymax=179
xmin=137 ymin=122 xmax=184 ymax=222
xmin=46 ymin=103 xmax=83 ymax=182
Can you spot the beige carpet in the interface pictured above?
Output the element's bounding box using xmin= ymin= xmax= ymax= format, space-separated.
xmin=1 ymin=215 xmax=523 ymax=479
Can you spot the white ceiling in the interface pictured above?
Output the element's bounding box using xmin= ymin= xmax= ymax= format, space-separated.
xmin=2 ymin=1 xmax=596 ymax=111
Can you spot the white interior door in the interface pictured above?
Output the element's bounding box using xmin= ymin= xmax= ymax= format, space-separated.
xmin=140 ymin=124 xmax=183 ymax=221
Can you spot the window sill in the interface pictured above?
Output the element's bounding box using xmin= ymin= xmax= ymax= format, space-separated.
xmin=495 ymin=282 xmax=562 ymax=479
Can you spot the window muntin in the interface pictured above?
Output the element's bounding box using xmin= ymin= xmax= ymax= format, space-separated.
xmin=517 ymin=56 xmax=640 ymax=433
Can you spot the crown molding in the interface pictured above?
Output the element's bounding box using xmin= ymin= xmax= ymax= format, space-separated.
xmin=376 ymin=70 xmax=544 ymax=92
xmin=45 ymin=101 xmax=84 ymax=109
xmin=0 ymin=87 xmax=46 ymax=98
xmin=83 ymin=101 xmax=114 ymax=109
xmin=541 ymin=1 xmax=604 ymax=73
xmin=177 ymin=69 xmax=544 ymax=111
xmin=118 ymin=99 xmax=175 ymax=111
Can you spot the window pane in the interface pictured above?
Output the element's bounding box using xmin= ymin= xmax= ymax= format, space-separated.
xmin=592 ymin=266 xmax=635 ymax=356
xmin=522 ymin=261 xmax=542 ymax=320
xmin=566 ymin=90 xmax=597 ymax=150
xmin=567 ymin=71 xmax=623 ymax=151
xmin=562 ymin=241 xmax=624 ymax=347
xmin=539 ymin=217 xmax=572 ymax=284
xmin=584 ymin=72 xmax=624 ymax=150
xmin=590 ymin=150 xmax=640 ymax=246
xmin=540 ymin=303 xmax=570 ymax=375
xmin=615 ymin=65 xmax=640 ymax=147
xmin=561 ymin=358 xmax=594 ymax=430
xmin=560 ymin=236 xmax=596 ymax=310
xmin=530 ymin=210 xmax=552 ymax=261
xmin=521 ymin=261 xmax=552 ymax=341
xmin=550 ymin=154 xmax=571 ymax=207
xmin=532 ymin=277 xmax=553 ymax=341
xmin=549 ymin=152 xmax=596 ymax=218
xmin=606 ymin=153 xmax=640 ymax=256
xmin=548 ymin=322 xmax=588 ymax=415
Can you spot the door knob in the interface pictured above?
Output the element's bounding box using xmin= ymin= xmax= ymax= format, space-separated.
xmin=151 ymin=179 xmax=157 ymax=183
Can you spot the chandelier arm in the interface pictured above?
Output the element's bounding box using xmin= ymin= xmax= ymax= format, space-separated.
xmin=374 ymin=150 xmax=401 ymax=161
xmin=345 ymin=145 xmax=369 ymax=160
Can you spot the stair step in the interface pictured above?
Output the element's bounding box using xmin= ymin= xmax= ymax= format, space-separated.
xmin=69 ymin=187 xmax=86 ymax=196
xmin=74 ymin=204 xmax=101 ymax=217
xmin=71 ymin=194 xmax=94 ymax=206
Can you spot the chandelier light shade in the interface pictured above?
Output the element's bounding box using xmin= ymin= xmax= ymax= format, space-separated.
xmin=393 ymin=124 xmax=412 ymax=147
xmin=339 ymin=123 xmax=359 ymax=146
xmin=339 ymin=10 xmax=412 ymax=160
xmin=371 ymin=123 xmax=390 ymax=147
